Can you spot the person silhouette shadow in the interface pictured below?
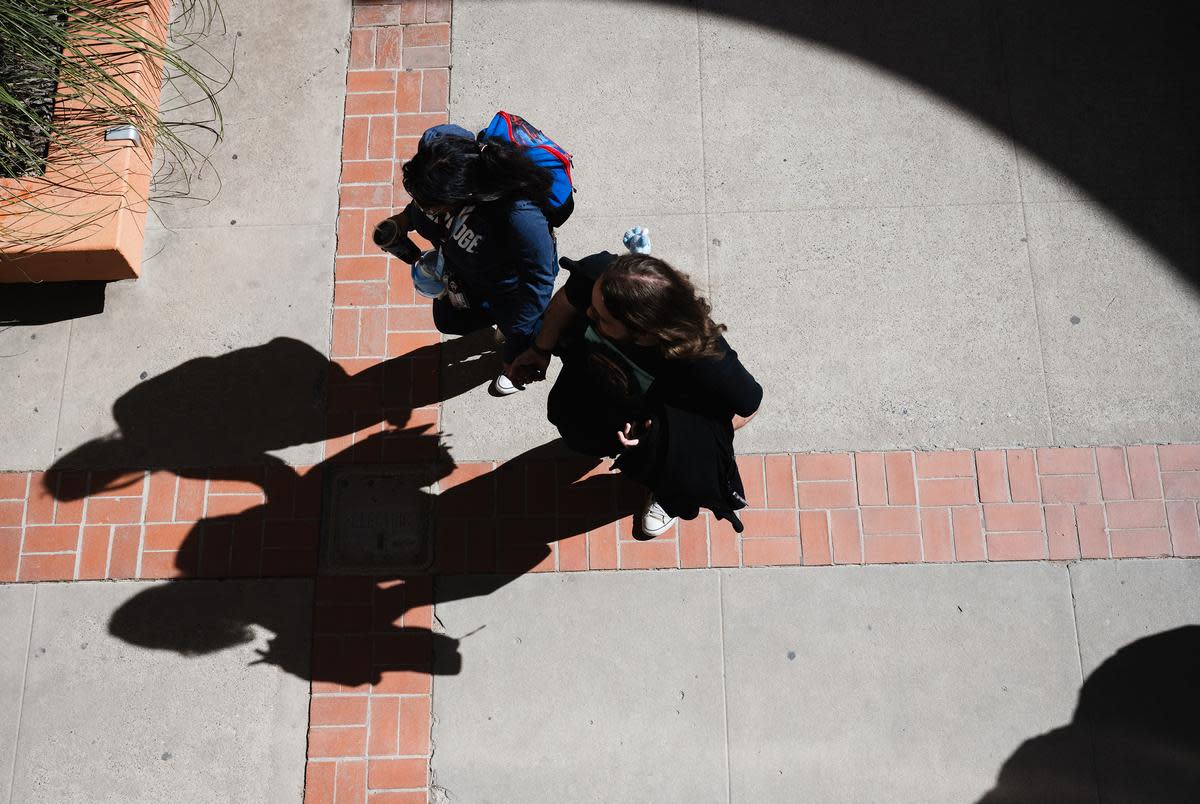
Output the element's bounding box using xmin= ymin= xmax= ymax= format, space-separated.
xmin=977 ymin=625 xmax=1200 ymax=803
xmin=45 ymin=334 xmax=484 ymax=684
xmin=46 ymin=333 xmax=639 ymax=686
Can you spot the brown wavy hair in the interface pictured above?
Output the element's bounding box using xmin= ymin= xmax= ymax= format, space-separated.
xmin=599 ymin=254 xmax=728 ymax=360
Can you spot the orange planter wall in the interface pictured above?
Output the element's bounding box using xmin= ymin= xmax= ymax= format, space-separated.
xmin=0 ymin=0 xmax=168 ymax=283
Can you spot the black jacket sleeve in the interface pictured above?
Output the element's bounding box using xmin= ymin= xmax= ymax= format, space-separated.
xmin=686 ymin=342 xmax=763 ymax=419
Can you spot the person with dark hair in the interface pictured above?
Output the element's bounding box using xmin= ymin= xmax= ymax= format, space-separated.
xmin=376 ymin=124 xmax=564 ymax=395
xmin=510 ymin=249 xmax=763 ymax=537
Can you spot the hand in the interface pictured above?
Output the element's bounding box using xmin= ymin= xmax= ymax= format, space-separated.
xmin=249 ymin=641 xmax=280 ymax=668
xmin=732 ymin=409 xmax=758 ymax=431
xmin=616 ymin=419 xmax=652 ymax=449
xmin=508 ymin=349 xmax=550 ymax=386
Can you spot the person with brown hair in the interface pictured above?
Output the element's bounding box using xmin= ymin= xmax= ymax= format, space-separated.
xmin=510 ymin=249 xmax=763 ymax=537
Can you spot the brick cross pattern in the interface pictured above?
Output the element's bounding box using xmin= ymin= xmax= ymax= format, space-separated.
xmin=1 ymin=2 xmax=1199 ymax=802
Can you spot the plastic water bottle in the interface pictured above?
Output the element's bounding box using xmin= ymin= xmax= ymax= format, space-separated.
xmin=411 ymin=250 xmax=446 ymax=299
xmin=623 ymin=226 xmax=652 ymax=254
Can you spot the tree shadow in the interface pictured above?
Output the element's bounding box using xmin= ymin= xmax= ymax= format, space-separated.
xmin=977 ymin=625 xmax=1200 ymax=803
xmin=322 ymin=0 xmax=1196 ymax=285
xmin=656 ymin=0 xmax=1198 ymax=286
xmin=45 ymin=333 xmax=642 ymax=686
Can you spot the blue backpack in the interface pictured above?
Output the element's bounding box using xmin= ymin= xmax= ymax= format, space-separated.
xmin=479 ymin=111 xmax=575 ymax=228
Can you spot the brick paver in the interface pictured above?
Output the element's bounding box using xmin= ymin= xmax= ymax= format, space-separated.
xmin=1 ymin=2 xmax=1199 ymax=801
xmin=0 ymin=449 xmax=1143 ymax=583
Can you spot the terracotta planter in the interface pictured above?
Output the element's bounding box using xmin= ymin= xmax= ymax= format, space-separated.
xmin=0 ymin=0 xmax=169 ymax=283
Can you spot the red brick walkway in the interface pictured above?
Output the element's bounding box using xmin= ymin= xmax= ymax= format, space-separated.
xmin=5 ymin=445 xmax=1198 ymax=586
xmin=2 ymin=1 xmax=1200 ymax=802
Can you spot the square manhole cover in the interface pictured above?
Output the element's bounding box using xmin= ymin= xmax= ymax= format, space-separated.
xmin=321 ymin=465 xmax=435 ymax=573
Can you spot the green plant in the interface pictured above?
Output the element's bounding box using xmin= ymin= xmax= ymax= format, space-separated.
xmin=0 ymin=0 xmax=230 ymax=253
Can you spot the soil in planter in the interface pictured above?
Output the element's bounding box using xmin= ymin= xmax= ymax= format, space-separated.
xmin=0 ymin=5 xmax=67 ymax=178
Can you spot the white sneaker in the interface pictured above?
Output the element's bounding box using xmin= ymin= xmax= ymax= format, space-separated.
xmin=640 ymin=496 xmax=677 ymax=538
xmin=490 ymin=373 xmax=520 ymax=396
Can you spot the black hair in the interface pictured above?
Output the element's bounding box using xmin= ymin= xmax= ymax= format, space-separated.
xmin=401 ymin=135 xmax=553 ymax=209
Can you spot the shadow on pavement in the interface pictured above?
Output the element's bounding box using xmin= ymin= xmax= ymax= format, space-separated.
xmin=661 ymin=0 xmax=1198 ymax=286
xmin=0 ymin=280 xmax=107 ymax=326
xmin=45 ymin=334 xmax=641 ymax=686
xmin=978 ymin=625 xmax=1200 ymax=803
xmin=49 ymin=333 xmax=459 ymax=474
xmin=102 ymin=433 xmax=638 ymax=686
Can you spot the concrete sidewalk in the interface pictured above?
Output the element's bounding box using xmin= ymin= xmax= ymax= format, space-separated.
xmin=0 ymin=580 xmax=312 ymax=804
xmin=2 ymin=561 xmax=1196 ymax=802
xmin=5 ymin=0 xmax=1197 ymax=473
xmin=0 ymin=0 xmax=348 ymax=471
xmin=443 ymin=0 xmax=1200 ymax=461
xmin=1 ymin=1 xmax=1197 ymax=803
xmin=430 ymin=559 xmax=1200 ymax=803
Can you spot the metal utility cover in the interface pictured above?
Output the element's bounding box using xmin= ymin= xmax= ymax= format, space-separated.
xmin=321 ymin=465 xmax=435 ymax=573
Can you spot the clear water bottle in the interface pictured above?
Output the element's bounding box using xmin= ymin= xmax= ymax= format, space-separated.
xmin=411 ymin=250 xmax=446 ymax=299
